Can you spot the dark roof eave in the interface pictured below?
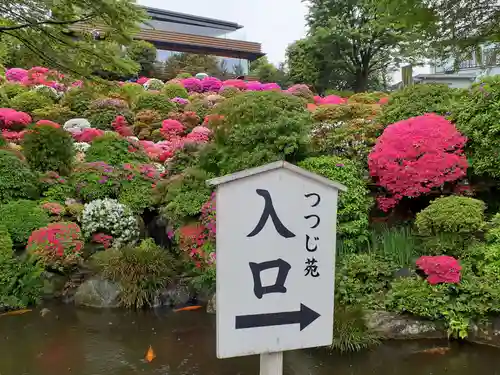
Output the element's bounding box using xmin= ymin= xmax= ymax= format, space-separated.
xmin=150 ymin=40 xmax=264 ymax=61
xmin=143 ymin=6 xmax=243 ymax=31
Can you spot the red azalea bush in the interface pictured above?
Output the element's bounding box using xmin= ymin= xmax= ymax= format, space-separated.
xmin=111 ymin=115 xmax=134 ymax=137
xmin=73 ymin=128 xmax=105 ymax=143
xmin=27 ymin=222 xmax=84 ymax=271
xmin=368 ymin=114 xmax=468 ymax=211
xmin=92 ymin=232 xmax=113 ymax=250
xmin=41 ymin=202 xmax=65 ymax=217
xmin=160 ymin=119 xmax=185 ymax=139
xmin=36 ymin=120 xmax=60 ymax=128
xmin=416 ymin=255 xmax=461 ymax=284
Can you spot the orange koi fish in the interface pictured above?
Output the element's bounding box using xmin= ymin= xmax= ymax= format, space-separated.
xmin=145 ymin=345 xmax=156 ymax=362
xmin=173 ymin=305 xmax=203 ymax=312
xmin=0 ymin=309 xmax=32 ymax=317
xmin=417 ymin=347 xmax=450 ymax=355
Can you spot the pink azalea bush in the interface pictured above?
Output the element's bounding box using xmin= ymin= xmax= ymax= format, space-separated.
xmin=416 ymin=255 xmax=461 ymax=284
xmin=5 ymin=68 xmax=28 ymax=82
xmin=0 ymin=108 xmax=32 ymax=130
xmin=181 ymin=77 xmax=203 ymax=93
xmin=369 ymin=113 xmax=468 ymax=211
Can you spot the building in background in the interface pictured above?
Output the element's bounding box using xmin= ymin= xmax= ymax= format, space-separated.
xmin=415 ymin=44 xmax=500 ymax=88
xmin=72 ymin=6 xmax=264 ymax=76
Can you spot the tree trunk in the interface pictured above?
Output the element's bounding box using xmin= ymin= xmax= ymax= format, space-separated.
xmin=354 ymin=69 xmax=369 ymax=92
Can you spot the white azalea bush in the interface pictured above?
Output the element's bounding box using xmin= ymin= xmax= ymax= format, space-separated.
xmin=144 ymin=78 xmax=164 ymax=91
xmin=81 ymin=198 xmax=139 ymax=248
xmin=74 ymin=142 xmax=91 ymax=153
xmin=63 ymin=118 xmax=91 ymax=134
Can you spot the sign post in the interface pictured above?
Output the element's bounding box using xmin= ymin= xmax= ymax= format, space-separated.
xmin=207 ymin=161 xmax=347 ymax=374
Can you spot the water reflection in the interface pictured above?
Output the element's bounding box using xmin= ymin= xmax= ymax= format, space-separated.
xmin=0 ymin=305 xmax=500 ymax=375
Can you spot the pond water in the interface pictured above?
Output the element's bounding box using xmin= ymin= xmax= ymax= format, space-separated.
xmin=1 ymin=305 xmax=500 ymax=375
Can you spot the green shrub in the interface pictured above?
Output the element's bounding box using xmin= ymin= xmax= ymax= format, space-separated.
xmin=118 ymin=83 xmax=145 ymax=105
xmin=299 ymin=156 xmax=373 ymax=252
xmin=0 ymin=254 xmax=44 ymax=310
xmin=0 ymin=133 xmax=6 ymax=147
xmin=92 ymin=239 xmax=177 ymax=309
xmin=450 ymin=76 xmax=500 ymax=177
xmin=0 ymin=225 xmax=13 ymax=257
xmin=386 ymin=269 xmax=500 ymax=339
xmin=336 ymin=253 xmax=397 ymax=309
xmin=60 ymin=87 xmax=95 ymax=115
xmin=32 ymin=105 xmax=76 ymax=125
xmin=378 ymin=83 xmax=456 ymax=126
xmin=155 ymin=168 xmax=213 ymax=223
xmin=1 ymin=82 xmax=28 ymax=99
xmin=119 ymin=176 xmax=155 ymax=214
xmin=134 ymin=92 xmax=175 ymax=116
xmin=84 ymin=102 xmax=133 ymax=131
xmin=485 ymin=213 xmax=500 ymax=244
xmin=0 ymin=151 xmax=39 ymax=203
xmin=162 ymin=83 xmax=189 ymax=99
xmin=0 ymin=200 xmax=50 ymax=247
xmin=324 ymin=89 xmax=355 ymax=97
xmin=415 ymin=196 xmax=485 ymax=255
xmin=72 ymin=162 xmax=121 ymax=202
xmin=348 ymin=92 xmax=380 ymax=104
xmin=10 ymin=91 xmax=54 ymax=114
xmin=219 ymin=86 xmax=240 ymax=98
xmin=184 ymin=99 xmax=211 ymax=121
xmin=22 ymin=124 xmax=75 ymax=175
xmin=85 ymin=134 xmax=149 ymax=166
xmin=330 ymin=305 xmax=381 ymax=353
xmin=205 ymin=91 xmax=311 ymax=174
xmin=165 ymin=143 xmax=203 ymax=175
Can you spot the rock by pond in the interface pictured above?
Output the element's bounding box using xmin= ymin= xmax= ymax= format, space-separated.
xmin=74 ymin=277 xmax=121 ymax=308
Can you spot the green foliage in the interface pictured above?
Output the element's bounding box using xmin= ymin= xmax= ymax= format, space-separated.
xmin=85 ymin=134 xmax=149 ymax=166
xmin=32 ymin=104 xmax=76 ymax=125
xmin=219 ymin=86 xmax=240 ymax=98
xmin=165 ymin=143 xmax=203 ymax=175
xmin=299 ymin=156 xmax=373 ymax=252
xmin=60 ymin=88 xmax=95 ymax=115
xmin=311 ymin=103 xmax=383 ymax=163
xmin=185 ymin=99 xmax=211 ymax=121
xmin=330 ymin=305 xmax=381 ymax=353
xmin=249 ymin=57 xmax=290 ymax=86
xmin=161 ymin=53 xmax=226 ymax=80
xmin=83 ymin=101 xmax=133 ymax=130
xmin=0 ymin=133 xmax=5 ymax=147
xmin=415 ymin=196 xmax=485 ymax=255
xmin=134 ymin=92 xmax=175 ymax=116
xmin=0 ymin=200 xmax=50 ymax=247
xmin=205 ymin=91 xmax=312 ymax=174
xmin=325 ymin=89 xmax=355 ymax=97
xmin=0 ymin=225 xmax=13 ymax=256
xmin=378 ymin=84 xmax=456 ymax=126
xmin=336 ymin=253 xmax=397 ymax=309
xmin=92 ymin=239 xmax=177 ymax=309
xmin=485 ymin=213 xmax=500 ymax=244
xmin=450 ymin=76 xmax=500 ymax=177
xmin=0 ymin=151 xmax=39 ymax=203
xmin=162 ymin=83 xmax=189 ymax=99
xmin=118 ymin=83 xmax=145 ymax=105
xmin=0 ymin=254 xmax=44 ymax=310
xmin=119 ymin=176 xmax=155 ymax=214
xmin=22 ymin=124 xmax=75 ymax=175
xmin=155 ymin=168 xmax=213 ymax=223
xmin=10 ymin=91 xmax=54 ymax=114
xmin=386 ymin=268 xmax=500 ymax=339
xmin=1 ymin=82 xmax=28 ymax=99
xmin=127 ymin=40 xmax=157 ymax=76
xmin=0 ymin=0 xmax=146 ymax=78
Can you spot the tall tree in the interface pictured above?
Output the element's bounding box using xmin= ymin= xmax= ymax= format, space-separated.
xmin=161 ymin=53 xmax=227 ymax=80
xmin=0 ymin=0 xmax=146 ymax=77
xmin=127 ymin=40 xmax=157 ymax=77
xmin=292 ymin=0 xmax=431 ymax=92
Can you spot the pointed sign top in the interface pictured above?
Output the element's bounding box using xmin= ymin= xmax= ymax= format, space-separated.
xmin=206 ymin=161 xmax=347 ymax=192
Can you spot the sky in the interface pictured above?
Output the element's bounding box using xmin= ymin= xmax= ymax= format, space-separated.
xmin=137 ymin=0 xmax=430 ymax=83
xmin=138 ymin=0 xmax=308 ymax=65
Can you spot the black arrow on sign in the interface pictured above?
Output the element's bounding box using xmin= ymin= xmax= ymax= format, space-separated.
xmin=235 ymin=304 xmax=320 ymax=331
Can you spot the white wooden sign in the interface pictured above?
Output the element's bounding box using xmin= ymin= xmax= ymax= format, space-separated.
xmin=208 ymin=161 xmax=347 ymax=359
